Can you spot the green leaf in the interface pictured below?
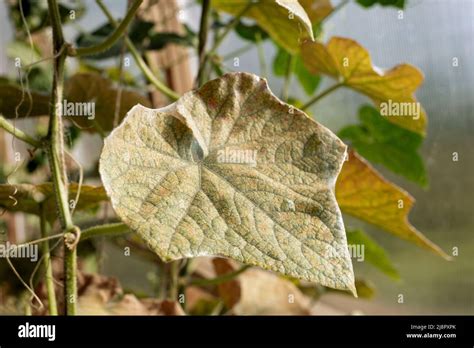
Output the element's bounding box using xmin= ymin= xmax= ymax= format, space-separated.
xmin=6 ymin=41 xmax=52 ymax=91
xmin=301 ymin=37 xmax=427 ymax=135
xmin=356 ymin=0 xmax=405 ymax=9
xmin=212 ymin=0 xmax=314 ymax=54
xmin=346 ymin=228 xmax=399 ymax=279
xmin=273 ymin=47 xmax=320 ymax=95
xmin=339 ymin=105 xmax=428 ymax=187
xmin=336 ymin=150 xmax=449 ymax=259
xmin=8 ymin=1 xmax=85 ymax=34
xmin=75 ymin=20 xmax=155 ymax=60
xmin=235 ymin=21 xmax=269 ymax=42
xmin=294 ymin=55 xmax=321 ymax=95
xmin=100 ymin=72 xmax=356 ymax=294
xmin=272 ymin=47 xmax=291 ymax=76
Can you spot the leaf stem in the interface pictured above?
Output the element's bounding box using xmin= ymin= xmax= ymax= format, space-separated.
xmin=222 ymin=43 xmax=253 ymax=61
xmin=40 ymin=204 xmax=58 ymax=315
xmin=71 ymin=0 xmax=143 ymax=57
xmin=255 ymin=32 xmax=267 ymax=79
xmin=186 ymin=265 xmax=250 ymax=287
xmin=196 ymin=0 xmax=212 ymax=86
xmin=202 ymin=2 xmax=254 ymax=75
xmin=81 ymin=222 xmax=130 ymax=240
xmin=300 ymin=82 xmax=343 ymax=111
xmin=95 ymin=0 xmax=179 ymax=101
xmin=281 ymin=54 xmax=295 ymax=102
xmin=0 ymin=115 xmax=41 ymax=148
xmin=208 ymin=2 xmax=253 ymax=57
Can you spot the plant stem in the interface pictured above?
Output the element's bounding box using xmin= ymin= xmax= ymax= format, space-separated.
xmin=281 ymin=55 xmax=295 ymax=102
xmin=322 ymin=0 xmax=349 ymax=24
xmin=81 ymin=222 xmax=130 ymax=241
xmin=196 ymin=0 xmax=211 ymax=86
xmin=71 ymin=0 xmax=143 ymax=57
xmin=95 ymin=0 xmax=179 ymax=101
xmin=167 ymin=261 xmax=180 ymax=300
xmin=300 ymin=82 xmax=343 ymax=111
xmin=201 ymin=1 xmax=253 ymax=78
xmin=207 ymin=2 xmax=253 ymax=58
xmin=40 ymin=204 xmax=58 ymax=315
xmin=255 ymin=32 xmax=267 ymax=79
xmin=222 ymin=43 xmax=253 ymax=61
xmin=0 ymin=115 xmax=41 ymax=148
xmin=186 ymin=265 xmax=250 ymax=287
xmin=47 ymin=0 xmax=78 ymax=316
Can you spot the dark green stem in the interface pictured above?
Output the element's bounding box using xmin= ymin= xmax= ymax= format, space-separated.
xmin=196 ymin=0 xmax=212 ymax=86
xmin=281 ymin=55 xmax=295 ymax=102
xmin=71 ymin=0 xmax=143 ymax=57
xmin=81 ymin=223 xmax=130 ymax=241
xmin=300 ymin=82 xmax=343 ymax=111
xmin=95 ymin=0 xmax=179 ymax=101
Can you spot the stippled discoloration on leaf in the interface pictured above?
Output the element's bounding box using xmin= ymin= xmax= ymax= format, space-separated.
xmin=99 ymin=72 xmax=355 ymax=293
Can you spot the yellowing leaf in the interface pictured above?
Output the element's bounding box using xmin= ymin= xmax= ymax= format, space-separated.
xmin=299 ymin=0 xmax=333 ymax=23
xmin=336 ymin=150 xmax=448 ymax=259
xmin=301 ymin=37 xmax=427 ymax=135
xmin=100 ymin=72 xmax=356 ymax=293
xmin=0 ymin=183 xmax=107 ymax=220
xmin=212 ymin=0 xmax=314 ymax=54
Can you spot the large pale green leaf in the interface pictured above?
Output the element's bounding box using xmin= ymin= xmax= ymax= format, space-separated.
xmin=301 ymin=37 xmax=427 ymax=135
xmin=339 ymin=105 xmax=428 ymax=187
xmin=212 ymin=0 xmax=314 ymax=54
xmin=336 ymin=150 xmax=449 ymax=259
xmin=100 ymin=72 xmax=356 ymax=293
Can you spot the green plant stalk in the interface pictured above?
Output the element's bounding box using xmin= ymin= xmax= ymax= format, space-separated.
xmin=81 ymin=222 xmax=130 ymax=241
xmin=196 ymin=0 xmax=211 ymax=86
xmin=300 ymin=82 xmax=344 ymax=111
xmin=281 ymin=55 xmax=295 ymax=102
xmin=255 ymin=32 xmax=267 ymax=79
xmin=186 ymin=265 xmax=250 ymax=287
xmin=207 ymin=2 xmax=254 ymax=58
xmin=202 ymin=1 xmax=254 ymax=78
xmin=222 ymin=43 xmax=253 ymax=61
xmin=95 ymin=0 xmax=179 ymax=101
xmin=40 ymin=204 xmax=58 ymax=315
xmin=47 ymin=0 xmax=78 ymax=315
xmin=72 ymin=0 xmax=143 ymax=57
xmin=0 ymin=115 xmax=41 ymax=148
